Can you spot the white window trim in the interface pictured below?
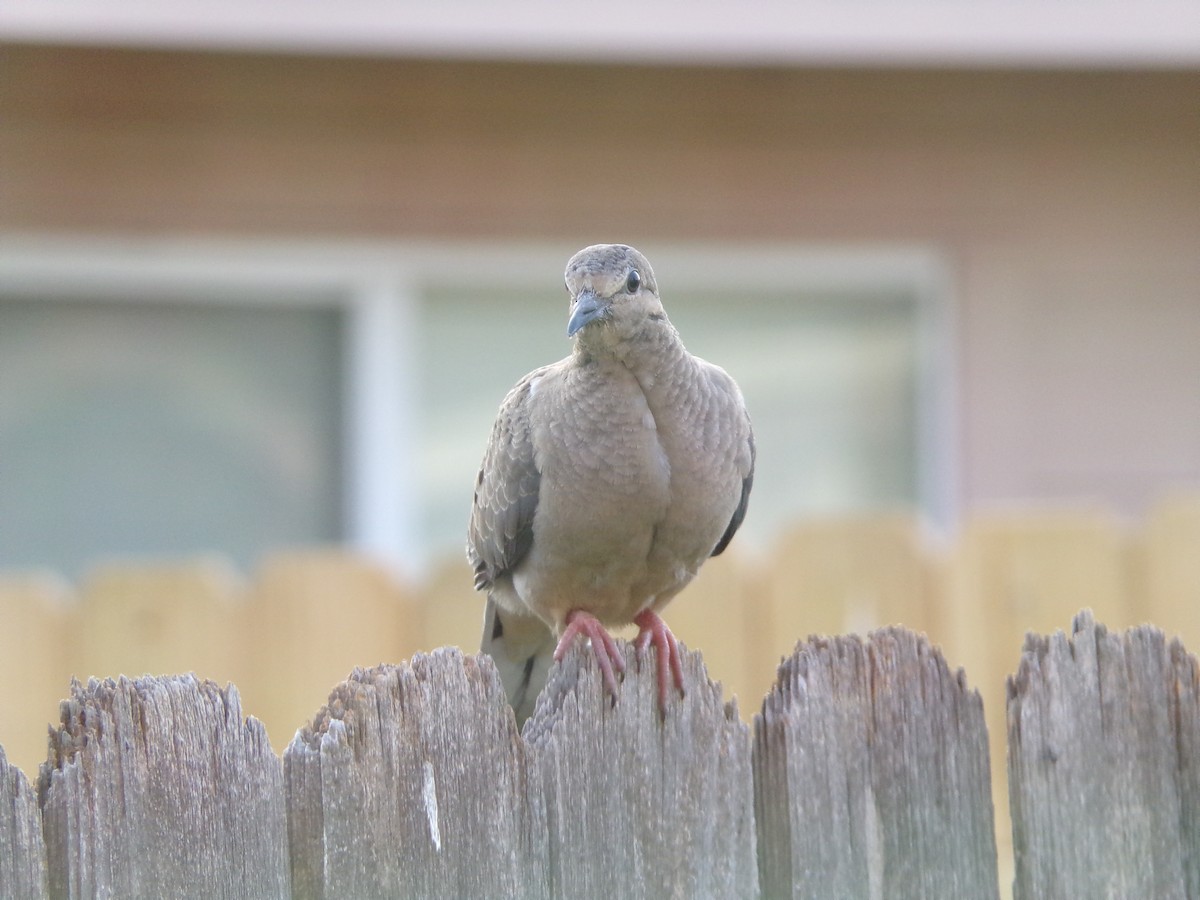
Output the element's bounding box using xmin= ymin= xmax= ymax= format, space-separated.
xmin=0 ymin=236 xmax=958 ymax=570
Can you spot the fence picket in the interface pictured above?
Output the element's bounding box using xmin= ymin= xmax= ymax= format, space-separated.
xmin=526 ymin=642 xmax=758 ymax=899
xmin=75 ymin=561 xmax=245 ymax=690
xmin=1007 ymin=610 xmax=1199 ymax=899
xmin=0 ymin=574 xmax=71 ymax=777
xmin=284 ymin=650 xmax=549 ymax=899
xmin=419 ymin=557 xmax=487 ymax=656
xmin=754 ymin=627 xmax=1000 ymax=899
xmin=38 ymin=675 xmax=289 ymax=899
xmin=241 ymin=552 xmax=421 ymax=752
xmin=658 ymin=550 xmax=762 ymax=711
xmin=0 ymin=745 xmax=47 ymax=900
xmin=1137 ymin=492 xmax=1200 ymax=653
xmin=764 ymin=515 xmax=931 ymax=642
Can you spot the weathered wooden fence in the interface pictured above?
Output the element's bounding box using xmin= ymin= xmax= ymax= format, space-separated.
xmin=3 ymin=611 xmax=1197 ymax=899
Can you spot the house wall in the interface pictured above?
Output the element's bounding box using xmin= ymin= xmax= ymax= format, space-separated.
xmin=3 ymin=44 xmax=1198 ymax=518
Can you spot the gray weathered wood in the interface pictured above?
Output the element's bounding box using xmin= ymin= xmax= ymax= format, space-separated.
xmin=284 ymin=649 xmax=550 ymax=899
xmin=38 ymin=675 xmax=288 ymax=899
xmin=1178 ymin=636 xmax=1200 ymax=900
xmin=753 ymin=626 xmax=999 ymax=900
xmin=1 ymin=744 xmax=48 ymax=899
xmin=1007 ymin=609 xmax=1200 ymax=900
xmin=524 ymin=641 xmax=758 ymax=899
xmin=22 ymin=615 xmax=1196 ymax=898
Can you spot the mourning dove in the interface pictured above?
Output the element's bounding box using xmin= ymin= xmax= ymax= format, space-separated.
xmin=468 ymin=244 xmax=754 ymax=723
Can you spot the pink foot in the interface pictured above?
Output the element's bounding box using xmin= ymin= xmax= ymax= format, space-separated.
xmin=554 ymin=609 xmax=625 ymax=699
xmin=633 ymin=609 xmax=685 ymax=711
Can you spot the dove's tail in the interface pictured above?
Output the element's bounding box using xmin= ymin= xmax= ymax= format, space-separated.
xmin=480 ymin=597 xmax=555 ymax=728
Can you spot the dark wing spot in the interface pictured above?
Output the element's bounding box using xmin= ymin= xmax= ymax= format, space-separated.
xmin=712 ymin=426 xmax=755 ymax=557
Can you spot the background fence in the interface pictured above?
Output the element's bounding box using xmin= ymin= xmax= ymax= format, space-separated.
xmin=1 ymin=492 xmax=1199 ymax=895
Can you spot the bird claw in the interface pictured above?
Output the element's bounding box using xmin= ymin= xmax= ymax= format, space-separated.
xmin=554 ymin=609 xmax=625 ymax=699
xmin=553 ymin=608 xmax=684 ymax=715
xmin=633 ymin=609 xmax=685 ymax=713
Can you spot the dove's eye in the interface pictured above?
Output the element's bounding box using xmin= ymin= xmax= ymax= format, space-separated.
xmin=625 ymin=270 xmax=641 ymax=293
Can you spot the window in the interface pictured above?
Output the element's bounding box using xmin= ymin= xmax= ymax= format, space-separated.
xmin=0 ymin=293 xmax=345 ymax=577
xmin=0 ymin=241 xmax=954 ymax=576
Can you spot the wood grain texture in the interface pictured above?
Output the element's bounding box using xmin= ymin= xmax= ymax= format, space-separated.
xmin=0 ymin=744 xmax=48 ymax=899
xmin=37 ymin=675 xmax=288 ymax=899
xmin=754 ymin=626 xmax=999 ymax=899
xmin=285 ymin=644 xmax=756 ymax=899
xmin=284 ymin=649 xmax=550 ymax=900
xmin=1007 ymin=609 xmax=1200 ymax=900
xmin=525 ymin=641 xmax=758 ymax=899
xmin=11 ymin=610 xmax=1200 ymax=896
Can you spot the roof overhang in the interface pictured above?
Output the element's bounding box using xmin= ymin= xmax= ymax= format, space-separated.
xmin=2 ymin=1 xmax=1199 ymax=68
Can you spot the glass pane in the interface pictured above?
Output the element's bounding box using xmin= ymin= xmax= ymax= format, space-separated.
xmin=670 ymin=290 xmax=919 ymax=542
xmin=0 ymin=296 xmax=345 ymax=577
xmin=416 ymin=285 xmax=919 ymax=559
xmin=416 ymin=285 xmax=565 ymax=561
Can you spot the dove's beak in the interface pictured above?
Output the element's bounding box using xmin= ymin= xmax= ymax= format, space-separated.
xmin=567 ymin=289 xmax=607 ymax=337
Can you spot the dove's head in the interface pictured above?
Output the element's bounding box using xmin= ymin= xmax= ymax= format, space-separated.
xmin=564 ymin=244 xmax=667 ymax=346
